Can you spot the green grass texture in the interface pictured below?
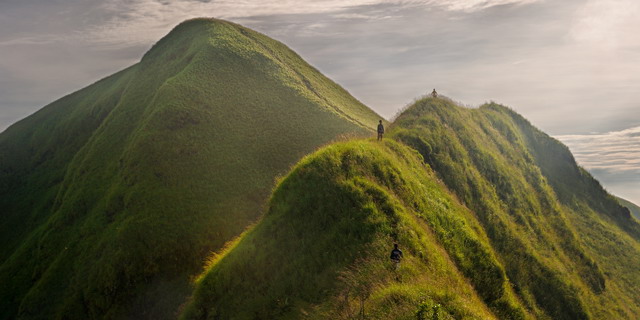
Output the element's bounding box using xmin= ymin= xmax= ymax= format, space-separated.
xmin=184 ymin=97 xmax=640 ymax=319
xmin=390 ymin=97 xmax=640 ymax=319
xmin=0 ymin=18 xmax=384 ymax=320
xmin=182 ymin=139 xmax=518 ymax=320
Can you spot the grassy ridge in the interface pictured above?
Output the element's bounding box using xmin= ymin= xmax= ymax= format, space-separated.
xmin=0 ymin=18 xmax=384 ymax=319
xmin=185 ymin=97 xmax=640 ymax=319
xmin=391 ymin=97 xmax=640 ymax=319
xmin=182 ymin=139 xmax=523 ymax=320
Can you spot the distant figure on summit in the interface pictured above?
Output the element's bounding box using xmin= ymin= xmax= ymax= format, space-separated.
xmin=377 ymin=120 xmax=385 ymax=141
xmin=390 ymin=243 xmax=403 ymax=268
xmin=431 ymin=89 xmax=438 ymax=98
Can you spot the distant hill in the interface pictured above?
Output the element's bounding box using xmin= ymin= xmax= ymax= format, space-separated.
xmin=0 ymin=18 xmax=384 ymax=320
xmin=617 ymin=197 xmax=640 ymax=220
xmin=184 ymin=97 xmax=640 ymax=319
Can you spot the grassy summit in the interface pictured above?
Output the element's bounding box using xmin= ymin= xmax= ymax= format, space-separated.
xmin=184 ymin=97 xmax=640 ymax=319
xmin=0 ymin=18 xmax=383 ymax=319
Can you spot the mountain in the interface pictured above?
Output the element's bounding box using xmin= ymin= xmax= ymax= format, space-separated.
xmin=616 ymin=197 xmax=640 ymax=220
xmin=183 ymin=97 xmax=640 ymax=319
xmin=390 ymin=97 xmax=639 ymax=318
xmin=0 ymin=18 xmax=384 ymax=320
xmin=182 ymin=139 xmax=523 ymax=319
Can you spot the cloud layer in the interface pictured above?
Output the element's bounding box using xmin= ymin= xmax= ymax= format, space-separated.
xmin=556 ymin=126 xmax=640 ymax=204
xmin=77 ymin=0 xmax=541 ymax=47
xmin=557 ymin=126 xmax=640 ymax=173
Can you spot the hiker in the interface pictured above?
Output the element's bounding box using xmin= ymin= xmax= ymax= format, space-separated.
xmin=390 ymin=243 xmax=403 ymax=269
xmin=431 ymin=89 xmax=438 ymax=98
xmin=377 ymin=120 xmax=384 ymax=141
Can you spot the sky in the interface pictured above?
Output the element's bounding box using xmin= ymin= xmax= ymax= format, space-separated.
xmin=0 ymin=0 xmax=638 ymax=204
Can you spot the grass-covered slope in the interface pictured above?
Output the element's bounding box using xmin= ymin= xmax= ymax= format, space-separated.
xmin=616 ymin=197 xmax=640 ymax=220
xmin=0 ymin=18 xmax=383 ymax=320
xmin=391 ymin=97 xmax=640 ymax=319
xmin=0 ymin=66 xmax=136 ymax=263
xmin=185 ymin=97 xmax=640 ymax=320
xmin=182 ymin=140 xmax=527 ymax=320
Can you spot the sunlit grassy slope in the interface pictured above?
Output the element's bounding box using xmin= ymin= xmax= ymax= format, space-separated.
xmin=391 ymin=97 xmax=640 ymax=319
xmin=185 ymin=97 xmax=640 ymax=319
xmin=0 ymin=18 xmax=383 ymax=319
xmin=182 ymin=139 xmax=523 ymax=320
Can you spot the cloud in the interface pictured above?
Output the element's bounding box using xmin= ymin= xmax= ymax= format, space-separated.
xmin=427 ymin=0 xmax=539 ymax=12
xmin=0 ymin=36 xmax=60 ymax=46
xmin=555 ymin=125 xmax=640 ymax=204
xmin=570 ymin=0 xmax=640 ymax=50
xmin=556 ymin=126 xmax=640 ymax=175
xmin=76 ymin=0 xmax=541 ymax=47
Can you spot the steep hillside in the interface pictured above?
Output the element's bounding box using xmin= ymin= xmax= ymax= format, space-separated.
xmin=182 ymin=140 xmax=526 ymax=320
xmin=184 ymin=97 xmax=640 ymax=320
xmin=617 ymin=197 xmax=640 ymax=220
xmin=0 ymin=66 xmax=136 ymax=263
xmin=391 ymin=97 xmax=640 ymax=319
xmin=0 ymin=18 xmax=383 ymax=320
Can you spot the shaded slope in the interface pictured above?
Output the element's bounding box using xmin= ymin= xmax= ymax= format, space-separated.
xmin=0 ymin=66 xmax=135 ymax=263
xmin=616 ymin=197 xmax=640 ymax=221
xmin=182 ymin=140 xmax=527 ymax=320
xmin=0 ymin=18 xmax=383 ymax=320
xmin=391 ymin=97 xmax=640 ymax=319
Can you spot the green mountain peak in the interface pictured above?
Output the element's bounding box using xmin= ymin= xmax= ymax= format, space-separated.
xmin=0 ymin=18 xmax=383 ymax=319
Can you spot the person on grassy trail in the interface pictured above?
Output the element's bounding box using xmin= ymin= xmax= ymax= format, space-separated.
xmin=377 ymin=120 xmax=385 ymax=141
xmin=431 ymin=88 xmax=438 ymax=98
xmin=390 ymin=243 xmax=403 ymax=269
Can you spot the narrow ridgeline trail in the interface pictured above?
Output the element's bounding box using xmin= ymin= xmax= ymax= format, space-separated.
xmin=184 ymin=97 xmax=640 ymax=320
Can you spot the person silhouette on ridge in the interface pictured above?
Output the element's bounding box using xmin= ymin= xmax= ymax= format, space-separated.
xmin=431 ymin=88 xmax=438 ymax=98
xmin=390 ymin=243 xmax=403 ymax=269
xmin=377 ymin=120 xmax=385 ymax=141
